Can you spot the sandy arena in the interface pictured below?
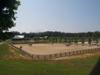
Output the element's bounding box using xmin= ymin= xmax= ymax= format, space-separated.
xmin=14 ymin=43 xmax=99 ymax=55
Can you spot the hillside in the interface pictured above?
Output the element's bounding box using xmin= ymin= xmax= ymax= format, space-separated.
xmin=0 ymin=43 xmax=100 ymax=75
xmin=0 ymin=43 xmax=32 ymax=60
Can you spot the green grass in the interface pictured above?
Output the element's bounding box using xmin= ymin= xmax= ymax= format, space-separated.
xmin=0 ymin=43 xmax=32 ymax=59
xmin=0 ymin=43 xmax=100 ymax=75
xmin=0 ymin=43 xmax=12 ymax=58
xmin=0 ymin=57 xmax=99 ymax=75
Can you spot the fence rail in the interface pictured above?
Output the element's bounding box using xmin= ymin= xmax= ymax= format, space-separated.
xmin=9 ymin=44 xmax=100 ymax=60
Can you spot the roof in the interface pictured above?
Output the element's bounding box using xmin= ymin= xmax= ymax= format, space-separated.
xmin=13 ymin=35 xmax=24 ymax=39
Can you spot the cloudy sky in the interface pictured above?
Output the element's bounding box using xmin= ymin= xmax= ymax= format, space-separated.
xmin=10 ymin=0 xmax=100 ymax=32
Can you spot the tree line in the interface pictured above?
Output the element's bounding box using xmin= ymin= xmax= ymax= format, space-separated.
xmin=23 ymin=31 xmax=100 ymax=39
xmin=5 ymin=31 xmax=98 ymax=45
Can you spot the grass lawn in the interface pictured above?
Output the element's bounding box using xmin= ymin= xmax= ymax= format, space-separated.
xmin=0 ymin=43 xmax=12 ymax=58
xmin=0 ymin=43 xmax=100 ymax=75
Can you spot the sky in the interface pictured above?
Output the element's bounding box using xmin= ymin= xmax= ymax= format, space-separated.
xmin=10 ymin=0 xmax=100 ymax=33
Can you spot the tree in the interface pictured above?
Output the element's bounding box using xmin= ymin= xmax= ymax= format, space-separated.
xmin=95 ymin=38 xmax=99 ymax=45
xmin=88 ymin=38 xmax=92 ymax=46
xmin=0 ymin=0 xmax=20 ymax=32
xmin=74 ymin=38 xmax=78 ymax=45
xmin=67 ymin=38 xmax=72 ymax=46
xmin=81 ymin=38 xmax=85 ymax=46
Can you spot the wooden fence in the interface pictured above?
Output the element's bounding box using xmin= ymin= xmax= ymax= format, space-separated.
xmin=9 ymin=44 xmax=100 ymax=60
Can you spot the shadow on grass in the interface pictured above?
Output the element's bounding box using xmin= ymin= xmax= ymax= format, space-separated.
xmin=89 ymin=57 xmax=100 ymax=75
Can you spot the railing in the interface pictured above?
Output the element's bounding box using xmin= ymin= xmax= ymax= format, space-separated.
xmin=9 ymin=44 xmax=100 ymax=60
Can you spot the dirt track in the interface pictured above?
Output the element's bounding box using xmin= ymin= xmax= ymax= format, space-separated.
xmin=14 ymin=43 xmax=99 ymax=55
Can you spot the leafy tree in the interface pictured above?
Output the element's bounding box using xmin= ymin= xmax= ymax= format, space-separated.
xmin=81 ymin=38 xmax=85 ymax=46
xmin=67 ymin=38 xmax=72 ymax=45
xmin=74 ymin=38 xmax=78 ymax=45
xmin=95 ymin=38 xmax=99 ymax=45
xmin=88 ymin=38 xmax=92 ymax=46
xmin=0 ymin=0 xmax=20 ymax=32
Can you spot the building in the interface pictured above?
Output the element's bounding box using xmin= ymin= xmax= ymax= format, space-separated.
xmin=13 ymin=35 xmax=25 ymax=40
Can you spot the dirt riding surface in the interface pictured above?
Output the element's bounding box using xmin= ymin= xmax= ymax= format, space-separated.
xmin=14 ymin=43 xmax=99 ymax=55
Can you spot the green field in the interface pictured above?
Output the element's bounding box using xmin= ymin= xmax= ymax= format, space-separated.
xmin=0 ymin=43 xmax=99 ymax=75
